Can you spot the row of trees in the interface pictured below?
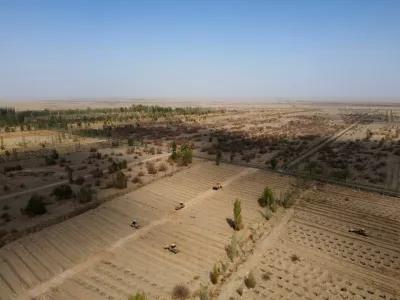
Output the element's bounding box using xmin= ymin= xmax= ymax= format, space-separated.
xmin=0 ymin=105 xmax=219 ymax=131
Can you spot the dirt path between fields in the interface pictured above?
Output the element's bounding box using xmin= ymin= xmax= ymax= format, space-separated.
xmin=16 ymin=167 xmax=256 ymax=300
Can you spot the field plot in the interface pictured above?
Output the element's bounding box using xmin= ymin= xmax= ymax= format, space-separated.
xmin=219 ymin=182 xmax=400 ymax=300
xmin=1 ymin=164 xmax=295 ymax=300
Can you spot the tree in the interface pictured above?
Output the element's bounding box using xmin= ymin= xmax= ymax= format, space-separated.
xmin=225 ymin=231 xmax=238 ymax=261
xmin=77 ymin=186 xmax=94 ymax=204
xmin=233 ymin=198 xmax=243 ymax=231
xmin=114 ymin=170 xmax=127 ymax=189
xmin=24 ymin=194 xmax=47 ymax=216
xmin=258 ymin=186 xmax=274 ymax=207
xmin=216 ymin=149 xmax=222 ymax=165
xmin=270 ymin=158 xmax=278 ymax=170
xmin=67 ymin=167 xmax=73 ymax=184
xmin=171 ymin=141 xmax=178 ymax=160
xmin=51 ymin=184 xmax=74 ymax=200
xmin=180 ymin=144 xmax=193 ymax=165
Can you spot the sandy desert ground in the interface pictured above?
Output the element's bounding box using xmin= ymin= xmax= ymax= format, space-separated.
xmin=0 ymin=101 xmax=399 ymax=300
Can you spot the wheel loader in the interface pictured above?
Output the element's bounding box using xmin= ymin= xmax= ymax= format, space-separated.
xmin=175 ymin=202 xmax=185 ymax=210
xmin=349 ymin=228 xmax=367 ymax=236
xmin=213 ymin=182 xmax=222 ymax=190
xmin=164 ymin=244 xmax=179 ymax=254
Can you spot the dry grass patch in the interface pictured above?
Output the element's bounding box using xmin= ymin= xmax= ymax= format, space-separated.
xmin=172 ymin=283 xmax=190 ymax=299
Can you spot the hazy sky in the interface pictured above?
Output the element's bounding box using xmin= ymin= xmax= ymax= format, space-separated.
xmin=1 ymin=0 xmax=399 ymax=100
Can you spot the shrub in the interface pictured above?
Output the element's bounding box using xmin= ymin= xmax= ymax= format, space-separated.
xmin=127 ymin=167 xmax=132 ymax=171
xmin=45 ymin=156 xmax=56 ymax=166
xmin=128 ymin=292 xmax=147 ymax=300
xmin=0 ymin=229 xmax=8 ymax=239
xmin=158 ymin=163 xmax=168 ymax=172
xmin=127 ymin=137 xmax=134 ymax=147
xmin=95 ymin=179 xmax=101 ymax=186
xmin=114 ymin=170 xmax=127 ymax=189
xmin=20 ymin=183 xmax=25 ymax=188
xmin=264 ymin=208 xmax=273 ymax=220
xmin=89 ymin=147 xmax=97 ymax=152
xmin=180 ymin=144 xmax=193 ymax=165
xmin=146 ymin=162 xmax=157 ymax=174
xmin=51 ymin=184 xmax=74 ymax=200
xmin=270 ymin=157 xmax=277 ymax=170
xmin=4 ymin=164 xmax=23 ymax=173
xmin=233 ymin=199 xmax=243 ymax=231
xmin=24 ymin=194 xmax=47 ymax=216
xmin=244 ymin=271 xmax=256 ymax=288
xmin=74 ymin=176 xmax=85 ymax=185
xmin=77 ymin=186 xmax=94 ymax=204
xmin=131 ymin=176 xmax=142 ymax=184
xmin=2 ymin=204 xmax=10 ymax=210
xmin=290 ymin=254 xmax=300 ymax=262
xmin=3 ymin=185 xmax=9 ymax=192
xmin=209 ymin=264 xmax=219 ymax=284
xmin=172 ymin=283 xmax=190 ymax=299
xmin=262 ymin=272 xmax=271 ymax=281
xmin=51 ymin=149 xmax=59 ymax=160
xmin=225 ymin=231 xmax=238 ymax=261
xmin=258 ymin=187 xmax=274 ymax=207
xmin=236 ymin=287 xmax=243 ymax=296
xmin=138 ymin=171 xmax=145 ymax=177
xmin=91 ymin=167 xmax=103 ymax=178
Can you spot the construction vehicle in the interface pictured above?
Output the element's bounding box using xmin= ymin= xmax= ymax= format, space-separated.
xmin=164 ymin=244 xmax=179 ymax=254
xmin=175 ymin=202 xmax=185 ymax=210
xmin=130 ymin=220 xmax=141 ymax=229
xmin=349 ymin=228 xmax=367 ymax=236
xmin=213 ymin=182 xmax=223 ymax=190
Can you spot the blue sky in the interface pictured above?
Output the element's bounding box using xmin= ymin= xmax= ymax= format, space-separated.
xmin=0 ymin=0 xmax=399 ymax=100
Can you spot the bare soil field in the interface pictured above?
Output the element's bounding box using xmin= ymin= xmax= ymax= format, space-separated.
xmin=0 ymin=161 xmax=296 ymax=300
xmin=217 ymin=182 xmax=400 ymax=300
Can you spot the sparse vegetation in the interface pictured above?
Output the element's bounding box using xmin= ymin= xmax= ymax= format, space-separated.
xmin=146 ymin=162 xmax=157 ymax=174
xmin=244 ymin=271 xmax=256 ymax=288
xmin=225 ymin=231 xmax=238 ymax=261
xmin=128 ymin=292 xmax=147 ymax=300
xmin=172 ymin=283 xmax=190 ymax=299
xmin=290 ymin=254 xmax=300 ymax=262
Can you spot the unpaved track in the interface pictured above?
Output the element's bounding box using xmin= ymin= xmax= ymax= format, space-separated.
xmin=16 ymin=166 xmax=257 ymax=300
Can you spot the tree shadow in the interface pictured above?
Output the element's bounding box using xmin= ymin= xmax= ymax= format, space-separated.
xmin=226 ymin=218 xmax=235 ymax=229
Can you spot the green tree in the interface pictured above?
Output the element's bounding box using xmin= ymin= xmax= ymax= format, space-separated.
xmin=67 ymin=167 xmax=73 ymax=184
xmin=114 ymin=170 xmax=127 ymax=189
xmin=225 ymin=231 xmax=238 ymax=261
xmin=233 ymin=198 xmax=243 ymax=231
xmin=180 ymin=144 xmax=193 ymax=165
xmin=216 ymin=149 xmax=222 ymax=165
xmin=77 ymin=186 xmax=94 ymax=204
xmin=24 ymin=194 xmax=47 ymax=216
xmin=270 ymin=158 xmax=278 ymax=170
xmin=258 ymin=186 xmax=274 ymax=207
xmin=171 ymin=141 xmax=178 ymax=160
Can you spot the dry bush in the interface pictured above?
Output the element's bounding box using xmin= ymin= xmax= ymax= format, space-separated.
xmin=262 ymin=272 xmax=271 ymax=281
xmin=158 ymin=163 xmax=168 ymax=172
xmin=0 ymin=229 xmax=8 ymax=239
xmin=146 ymin=162 xmax=157 ymax=174
xmin=244 ymin=271 xmax=256 ymax=288
xmin=131 ymin=176 xmax=142 ymax=184
xmin=236 ymin=287 xmax=243 ymax=296
xmin=290 ymin=254 xmax=300 ymax=262
xmin=172 ymin=283 xmax=190 ymax=299
xmin=138 ymin=171 xmax=145 ymax=176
